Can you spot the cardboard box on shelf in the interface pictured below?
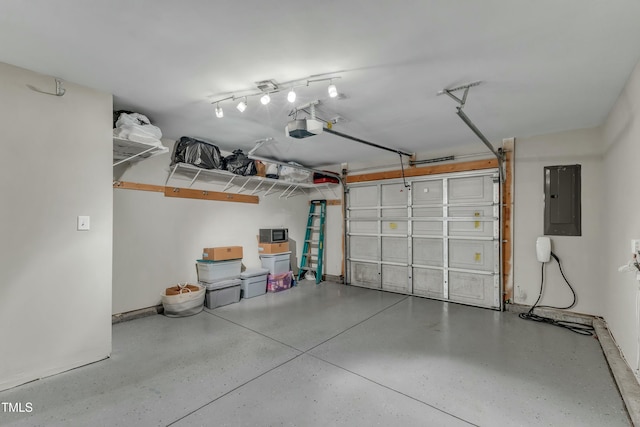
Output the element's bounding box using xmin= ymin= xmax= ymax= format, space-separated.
xmin=258 ymin=241 xmax=289 ymax=254
xmin=202 ymin=246 xmax=243 ymax=261
xmin=255 ymin=161 xmax=266 ymax=177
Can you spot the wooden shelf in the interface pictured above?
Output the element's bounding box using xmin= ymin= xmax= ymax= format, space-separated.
xmin=113 ymin=180 xmax=258 ymax=204
xmin=113 ymin=137 xmax=169 ymax=167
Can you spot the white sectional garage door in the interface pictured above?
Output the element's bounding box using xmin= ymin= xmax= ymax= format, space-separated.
xmin=346 ymin=169 xmax=501 ymax=309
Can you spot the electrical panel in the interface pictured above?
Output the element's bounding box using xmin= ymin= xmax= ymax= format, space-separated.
xmin=544 ymin=164 xmax=581 ymax=236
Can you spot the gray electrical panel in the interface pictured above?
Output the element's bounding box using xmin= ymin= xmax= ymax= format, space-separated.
xmin=544 ymin=164 xmax=581 ymax=236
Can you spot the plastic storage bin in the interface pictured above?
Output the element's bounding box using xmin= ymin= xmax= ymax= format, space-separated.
xmin=197 ymin=259 xmax=242 ymax=282
xmin=240 ymin=268 xmax=269 ymax=299
xmin=203 ymin=279 xmax=241 ymax=309
xmin=199 ymin=277 xmax=241 ymax=291
xmin=267 ymin=271 xmax=293 ymax=292
xmin=260 ymin=251 xmax=291 ymax=275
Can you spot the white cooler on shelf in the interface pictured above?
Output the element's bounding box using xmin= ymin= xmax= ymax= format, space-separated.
xmin=240 ymin=268 xmax=269 ymax=299
xmin=260 ymin=251 xmax=291 ymax=275
xmin=197 ymin=259 xmax=242 ymax=283
xmin=200 ymin=278 xmax=241 ymax=309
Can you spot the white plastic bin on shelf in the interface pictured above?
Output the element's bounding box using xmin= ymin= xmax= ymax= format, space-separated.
xmin=196 ymin=259 xmax=242 ymax=283
xmin=259 ymin=251 xmax=291 ymax=275
xmin=201 ymin=278 xmax=241 ymax=309
xmin=240 ymin=268 xmax=269 ymax=299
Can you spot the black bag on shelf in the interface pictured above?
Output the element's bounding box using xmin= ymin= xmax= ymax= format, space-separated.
xmin=224 ymin=149 xmax=257 ymax=176
xmin=171 ymin=137 xmax=223 ymax=169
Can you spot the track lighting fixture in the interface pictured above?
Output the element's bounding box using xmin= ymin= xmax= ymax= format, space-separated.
xmin=210 ymin=74 xmax=341 ymax=118
xmin=287 ymin=89 xmax=296 ymax=103
xmin=328 ymin=81 xmax=338 ymax=98
xmin=236 ymin=98 xmax=247 ymax=112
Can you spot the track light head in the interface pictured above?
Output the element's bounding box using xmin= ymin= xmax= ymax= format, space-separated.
xmin=328 ymin=82 xmax=338 ymax=98
xmin=211 ymin=75 xmax=342 ymax=117
xmin=287 ymin=89 xmax=296 ymax=103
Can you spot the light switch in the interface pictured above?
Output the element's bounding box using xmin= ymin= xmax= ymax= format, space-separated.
xmin=77 ymin=216 xmax=90 ymax=231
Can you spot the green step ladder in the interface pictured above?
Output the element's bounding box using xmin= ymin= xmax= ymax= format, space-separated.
xmin=298 ymin=200 xmax=326 ymax=284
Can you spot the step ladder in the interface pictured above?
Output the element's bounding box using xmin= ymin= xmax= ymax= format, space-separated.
xmin=298 ymin=199 xmax=326 ymax=284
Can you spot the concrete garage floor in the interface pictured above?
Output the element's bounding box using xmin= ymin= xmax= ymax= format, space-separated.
xmin=0 ymin=281 xmax=630 ymax=426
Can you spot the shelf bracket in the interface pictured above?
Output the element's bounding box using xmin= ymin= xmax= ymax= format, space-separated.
xmin=222 ymin=175 xmax=236 ymax=192
xmin=250 ymin=180 xmax=264 ymax=195
xmin=300 ymin=187 xmax=310 ymax=198
xmin=315 ymin=186 xmax=329 ymax=200
xmin=323 ymin=184 xmax=338 ymax=199
xmin=165 ymin=164 xmax=179 ymax=186
xmin=188 ymin=169 xmax=202 ymax=187
xmin=279 ymin=184 xmax=294 ymax=199
xmin=113 ymin=146 xmax=157 ymax=167
xmin=237 ymin=178 xmax=251 ymax=194
xmin=286 ymin=184 xmax=300 ymax=199
xmin=264 ymin=181 xmax=279 ymax=197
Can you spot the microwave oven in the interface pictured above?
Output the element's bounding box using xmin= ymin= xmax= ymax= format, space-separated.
xmin=259 ymin=228 xmax=288 ymax=243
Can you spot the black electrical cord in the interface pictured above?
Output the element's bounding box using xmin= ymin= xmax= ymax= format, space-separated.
xmin=537 ymin=253 xmax=577 ymax=310
xmin=519 ymin=252 xmax=595 ymax=336
xmin=399 ymin=152 xmax=410 ymax=189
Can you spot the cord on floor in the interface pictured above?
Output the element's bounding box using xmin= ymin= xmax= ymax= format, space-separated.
xmin=518 ymin=253 xmax=595 ymax=336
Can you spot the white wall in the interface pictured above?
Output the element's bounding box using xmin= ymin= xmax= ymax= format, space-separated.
xmin=513 ymin=128 xmax=603 ymax=315
xmin=113 ymin=142 xmax=311 ymax=314
xmin=602 ymin=60 xmax=640 ymax=377
xmin=0 ymin=63 xmax=113 ymax=391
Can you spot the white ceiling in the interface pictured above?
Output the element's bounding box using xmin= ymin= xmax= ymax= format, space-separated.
xmin=2 ymin=1 xmax=640 ymax=167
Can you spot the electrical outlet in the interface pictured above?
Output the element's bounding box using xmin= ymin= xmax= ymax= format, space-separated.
xmin=632 ymin=239 xmax=640 ymax=255
xmin=77 ymin=216 xmax=90 ymax=231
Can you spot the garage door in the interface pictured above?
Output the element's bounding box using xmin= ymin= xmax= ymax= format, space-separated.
xmin=346 ymin=169 xmax=501 ymax=310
